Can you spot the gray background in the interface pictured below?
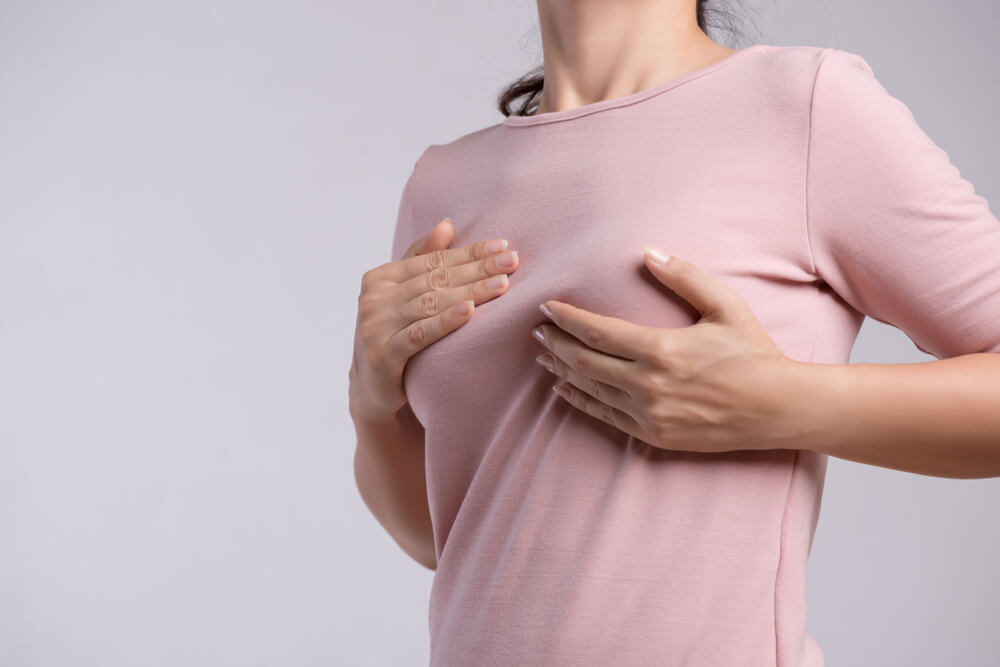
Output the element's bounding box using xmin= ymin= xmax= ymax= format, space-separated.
xmin=2 ymin=1 xmax=998 ymax=665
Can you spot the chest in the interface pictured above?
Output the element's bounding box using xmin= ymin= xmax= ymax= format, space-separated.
xmin=404 ymin=130 xmax=816 ymax=436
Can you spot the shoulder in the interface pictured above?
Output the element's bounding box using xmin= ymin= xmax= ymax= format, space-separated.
xmin=401 ymin=129 xmax=493 ymax=237
xmin=808 ymin=46 xmax=886 ymax=106
xmin=658 ymin=44 xmax=880 ymax=114
xmin=407 ymin=123 xmax=500 ymax=195
xmin=417 ymin=124 xmax=499 ymax=169
xmin=745 ymin=44 xmax=879 ymax=102
xmin=752 ymin=45 xmax=909 ymax=143
xmin=805 ymin=45 xmax=916 ymax=137
xmin=754 ymin=44 xmax=874 ymax=78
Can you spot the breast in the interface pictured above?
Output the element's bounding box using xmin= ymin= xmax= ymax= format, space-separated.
xmin=406 ymin=182 xmax=813 ymax=430
xmin=404 ymin=115 xmax=818 ymax=463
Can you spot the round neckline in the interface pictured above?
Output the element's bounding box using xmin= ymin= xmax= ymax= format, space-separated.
xmin=502 ymin=43 xmax=770 ymax=127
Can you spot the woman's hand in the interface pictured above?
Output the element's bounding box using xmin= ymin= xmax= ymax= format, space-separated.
xmin=349 ymin=218 xmax=520 ymax=424
xmin=531 ymin=246 xmax=808 ymax=453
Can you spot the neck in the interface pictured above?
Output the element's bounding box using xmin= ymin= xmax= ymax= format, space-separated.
xmin=532 ymin=1 xmax=735 ymax=115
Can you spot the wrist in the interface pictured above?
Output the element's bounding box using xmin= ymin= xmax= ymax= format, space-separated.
xmin=773 ymin=358 xmax=848 ymax=453
xmin=350 ymin=403 xmax=401 ymax=432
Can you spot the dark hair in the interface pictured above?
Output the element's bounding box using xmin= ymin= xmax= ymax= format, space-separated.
xmin=497 ymin=0 xmax=755 ymax=118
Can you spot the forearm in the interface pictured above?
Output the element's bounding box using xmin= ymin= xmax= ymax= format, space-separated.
xmin=353 ymin=406 xmax=437 ymax=570
xmin=785 ymin=353 xmax=1000 ymax=479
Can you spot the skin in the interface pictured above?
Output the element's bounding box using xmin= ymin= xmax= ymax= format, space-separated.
xmin=535 ymin=251 xmax=1000 ymax=479
xmin=515 ymin=2 xmax=1000 ymax=480
xmin=350 ymin=217 xmax=520 ymax=423
xmin=354 ymin=0 xmax=1000 ymax=496
xmin=353 ymin=218 xmax=521 ymax=573
xmin=350 ymin=0 xmax=734 ymax=424
xmin=531 ymin=0 xmax=737 ymax=116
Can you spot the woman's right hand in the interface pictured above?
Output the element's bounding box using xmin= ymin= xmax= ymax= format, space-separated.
xmin=348 ymin=217 xmax=520 ymax=424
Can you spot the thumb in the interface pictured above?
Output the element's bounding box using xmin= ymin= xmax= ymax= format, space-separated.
xmin=404 ymin=217 xmax=453 ymax=259
xmin=418 ymin=217 xmax=454 ymax=254
xmin=642 ymin=244 xmax=740 ymax=322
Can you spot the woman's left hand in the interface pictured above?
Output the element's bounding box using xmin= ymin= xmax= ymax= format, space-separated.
xmin=532 ymin=246 xmax=809 ymax=454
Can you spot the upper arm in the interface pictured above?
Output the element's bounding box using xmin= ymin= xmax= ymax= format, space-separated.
xmin=390 ymin=146 xmax=434 ymax=263
xmin=805 ymin=47 xmax=1000 ymax=359
xmin=390 ymin=167 xmax=418 ymax=263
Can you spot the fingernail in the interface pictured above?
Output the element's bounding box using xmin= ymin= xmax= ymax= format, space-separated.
xmin=535 ymin=353 xmax=554 ymax=371
xmin=485 ymin=274 xmax=508 ymax=290
xmin=497 ymin=251 xmax=517 ymax=268
xmin=485 ymin=239 xmax=508 ymax=254
xmin=644 ymin=244 xmax=670 ymax=265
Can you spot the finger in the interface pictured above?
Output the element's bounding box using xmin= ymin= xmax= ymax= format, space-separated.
xmin=406 ymin=217 xmax=453 ymax=258
xmin=533 ymin=324 xmax=637 ymax=400
xmin=394 ymin=267 xmax=513 ymax=337
xmin=392 ymin=233 xmax=512 ymax=292
xmin=414 ymin=218 xmax=455 ymax=255
xmin=539 ymin=300 xmax=661 ymax=363
xmin=642 ymin=246 xmax=743 ymax=322
xmin=387 ymin=298 xmax=477 ymax=369
xmin=535 ymin=350 xmax=634 ymax=413
xmin=390 ymin=246 xmax=517 ymax=341
xmin=552 ymin=380 xmax=646 ymax=442
xmin=396 ymin=244 xmax=518 ymax=305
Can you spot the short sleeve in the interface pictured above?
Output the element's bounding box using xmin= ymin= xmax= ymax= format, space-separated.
xmin=806 ymin=47 xmax=1000 ymax=358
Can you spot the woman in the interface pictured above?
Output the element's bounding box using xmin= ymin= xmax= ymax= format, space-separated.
xmin=351 ymin=1 xmax=1000 ymax=665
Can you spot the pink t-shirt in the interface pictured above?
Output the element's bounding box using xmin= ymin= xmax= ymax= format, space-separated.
xmin=388 ymin=44 xmax=1000 ymax=666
